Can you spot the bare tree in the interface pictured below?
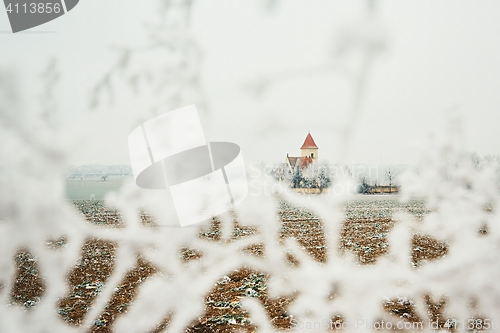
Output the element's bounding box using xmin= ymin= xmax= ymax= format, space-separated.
xmin=315 ymin=162 xmax=332 ymax=193
xmin=271 ymin=163 xmax=288 ymax=182
xmin=385 ymin=167 xmax=399 ymax=193
xmin=291 ymin=166 xmax=304 ymax=189
xmin=90 ymin=0 xmax=206 ymax=116
xmin=358 ymin=174 xmax=372 ymax=194
xmin=467 ymin=152 xmax=482 ymax=170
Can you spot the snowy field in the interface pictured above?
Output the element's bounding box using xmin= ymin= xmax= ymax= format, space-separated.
xmin=7 ymin=197 xmax=457 ymax=332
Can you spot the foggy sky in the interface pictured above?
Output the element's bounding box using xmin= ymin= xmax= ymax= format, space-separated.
xmin=1 ymin=0 xmax=499 ymax=166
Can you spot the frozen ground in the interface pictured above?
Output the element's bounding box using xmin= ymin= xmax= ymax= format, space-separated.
xmin=8 ymin=197 xmax=452 ymax=332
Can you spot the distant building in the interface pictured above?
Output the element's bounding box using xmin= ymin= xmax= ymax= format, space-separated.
xmin=285 ymin=132 xmax=318 ymax=172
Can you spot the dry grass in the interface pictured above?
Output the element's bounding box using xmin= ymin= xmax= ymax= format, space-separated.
xmin=89 ymin=257 xmax=157 ymax=333
xmin=57 ymin=239 xmax=117 ymax=326
xmin=8 ymin=199 xmax=453 ymax=332
xmin=185 ymin=268 xmax=295 ymax=333
xmin=340 ymin=218 xmax=394 ymax=264
xmin=11 ymin=249 xmax=45 ymax=309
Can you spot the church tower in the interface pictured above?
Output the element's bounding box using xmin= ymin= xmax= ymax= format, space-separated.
xmin=300 ymin=132 xmax=318 ymax=161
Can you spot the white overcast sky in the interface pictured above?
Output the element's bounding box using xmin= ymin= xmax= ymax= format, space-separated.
xmin=0 ymin=0 xmax=499 ymax=166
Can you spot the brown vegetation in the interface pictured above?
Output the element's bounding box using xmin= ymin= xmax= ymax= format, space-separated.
xmin=8 ymin=199 xmax=451 ymax=332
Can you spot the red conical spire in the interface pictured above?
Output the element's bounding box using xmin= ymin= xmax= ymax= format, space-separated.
xmin=300 ymin=133 xmax=318 ymax=149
